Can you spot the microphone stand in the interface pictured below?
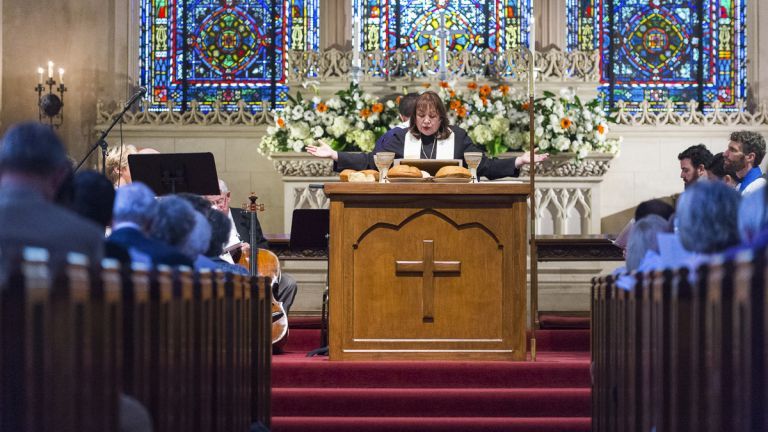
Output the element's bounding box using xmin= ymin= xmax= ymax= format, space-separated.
xmin=75 ymin=92 xmax=143 ymax=175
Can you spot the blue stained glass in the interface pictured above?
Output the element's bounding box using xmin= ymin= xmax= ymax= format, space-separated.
xmin=598 ymin=0 xmax=747 ymax=112
xmin=140 ymin=0 xmax=317 ymax=112
xmin=355 ymin=0 xmax=531 ymax=53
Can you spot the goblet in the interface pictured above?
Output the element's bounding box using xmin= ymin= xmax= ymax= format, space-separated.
xmin=373 ymin=152 xmax=395 ymax=183
xmin=464 ymin=152 xmax=482 ymax=183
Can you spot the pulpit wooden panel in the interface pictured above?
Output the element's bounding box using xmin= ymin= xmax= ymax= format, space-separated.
xmin=325 ymin=183 xmax=530 ymax=360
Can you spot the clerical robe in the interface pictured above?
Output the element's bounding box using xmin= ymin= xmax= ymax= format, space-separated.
xmin=336 ymin=125 xmax=521 ymax=180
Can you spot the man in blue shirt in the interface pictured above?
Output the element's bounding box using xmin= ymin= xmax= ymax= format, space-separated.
xmin=372 ymin=93 xmax=419 ymax=152
xmin=724 ymin=131 xmax=767 ymax=195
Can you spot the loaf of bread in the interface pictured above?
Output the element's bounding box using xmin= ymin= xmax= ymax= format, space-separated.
xmin=339 ymin=169 xmax=356 ymax=182
xmin=339 ymin=169 xmax=379 ymax=182
xmin=435 ymin=165 xmax=471 ymax=179
xmin=387 ymin=164 xmax=422 ymax=178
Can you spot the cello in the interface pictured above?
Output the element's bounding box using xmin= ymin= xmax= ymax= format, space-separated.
xmin=241 ymin=193 xmax=289 ymax=347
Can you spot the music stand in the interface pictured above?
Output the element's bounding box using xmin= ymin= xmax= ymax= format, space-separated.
xmin=128 ymin=152 xmax=220 ymax=196
xmin=289 ymin=209 xmax=330 ymax=356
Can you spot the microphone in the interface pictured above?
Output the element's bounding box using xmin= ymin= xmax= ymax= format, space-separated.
xmin=124 ymin=86 xmax=147 ymax=108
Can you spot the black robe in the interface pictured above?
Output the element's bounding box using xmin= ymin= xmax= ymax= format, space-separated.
xmin=335 ymin=126 xmax=520 ymax=180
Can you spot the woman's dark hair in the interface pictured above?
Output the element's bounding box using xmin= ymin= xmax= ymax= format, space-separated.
xmin=409 ymin=91 xmax=452 ymax=140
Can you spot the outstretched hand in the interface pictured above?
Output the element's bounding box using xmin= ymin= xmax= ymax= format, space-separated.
xmin=515 ymin=150 xmax=549 ymax=168
xmin=306 ymin=142 xmax=338 ymax=161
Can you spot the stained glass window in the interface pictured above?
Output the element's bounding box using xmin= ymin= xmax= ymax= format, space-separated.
xmin=140 ymin=0 xmax=318 ymax=112
xmin=597 ymin=0 xmax=747 ymax=112
xmin=566 ymin=0 xmax=598 ymax=51
xmin=356 ymin=0 xmax=531 ymax=53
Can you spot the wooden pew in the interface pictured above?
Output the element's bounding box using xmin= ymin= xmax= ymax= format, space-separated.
xmin=592 ymin=249 xmax=768 ymax=432
xmin=1 ymin=247 xmax=273 ymax=432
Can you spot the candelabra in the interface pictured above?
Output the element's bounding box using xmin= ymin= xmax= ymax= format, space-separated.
xmin=35 ymin=61 xmax=66 ymax=127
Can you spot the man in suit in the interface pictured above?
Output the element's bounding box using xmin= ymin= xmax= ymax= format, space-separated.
xmin=207 ymin=179 xmax=298 ymax=314
xmin=108 ymin=182 xmax=193 ymax=267
xmin=0 ymin=122 xmax=104 ymax=267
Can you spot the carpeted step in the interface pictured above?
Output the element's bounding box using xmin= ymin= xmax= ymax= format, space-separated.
xmin=273 ymin=354 xmax=590 ymax=388
xmin=281 ymin=327 xmax=591 ymax=352
xmin=271 ymin=416 xmax=591 ymax=432
xmin=272 ymin=387 xmax=590 ymax=417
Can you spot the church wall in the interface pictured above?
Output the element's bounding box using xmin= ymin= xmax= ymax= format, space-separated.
xmin=0 ymin=0 xmax=130 ymax=162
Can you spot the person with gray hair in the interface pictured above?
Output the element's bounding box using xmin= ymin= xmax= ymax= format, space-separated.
xmin=625 ymin=215 xmax=672 ymax=272
xmin=0 ymin=122 xmax=104 ymax=266
xmin=108 ymin=183 xmax=192 ymax=267
xmin=148 ymin=196 xmax=197 ymax=252
xmin=675 ymin=180 xmax=741 ymax=254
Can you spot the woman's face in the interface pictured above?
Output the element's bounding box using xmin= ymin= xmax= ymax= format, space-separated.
xmin=416 ymin=106 xmax=441 ymax=136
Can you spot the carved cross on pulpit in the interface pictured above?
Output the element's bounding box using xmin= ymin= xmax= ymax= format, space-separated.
xmin=395 ymin=240 xmax=461 ymax=322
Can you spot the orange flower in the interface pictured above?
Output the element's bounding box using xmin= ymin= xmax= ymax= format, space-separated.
xmin=449 ymin=90 xmax=456 ymax=98
xmin=395 ymin=95 xmax=402 ymax=105
xmin=480 ymin=96 xmax=489 ymax=106
xmin=277 ymin=118 xmax=286 ymax=128
xmin=360 ymin=108 xmax=371 ymax=118
xmin=520 ymin=101 xmax=530 ymax=111
xmin=316 ymin=102 xmax=328 ymax=113
xmin=596 ymin=124 xmax=606 ymax=135
xmin=372 ymin=103 xmax=384 ymax=113
xmin=449 ymin=99 xmax=461 ymax=110
xmin=422 ymin=82 xmax=431 ymax=88
xmin=439 ymin=81 xmax=450 ymax=88
xmin=467 ymin=82 xmax=478 ymax=90
xmin=457 ymin=106 xmax=468 ymax=118
xmin=479 ymin=85 xmax=492 ymax=97
xmin=560 ymin=117 xmax=573 ymax=130
xmin=498 ymin=85 xmax=510 ymax=95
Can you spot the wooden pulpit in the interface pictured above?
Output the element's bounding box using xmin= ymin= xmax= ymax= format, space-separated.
xmin=325 ymin=182 xmax=530 ymax=360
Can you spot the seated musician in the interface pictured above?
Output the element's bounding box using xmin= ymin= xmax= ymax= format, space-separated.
xmin=307 ymin=91 xmax=548 ymax=179
xmin=206 ymin=179 xmax=298 ymax=314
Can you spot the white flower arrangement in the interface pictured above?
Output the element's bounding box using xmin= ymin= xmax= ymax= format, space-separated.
xmin=259 ymin=82 xmax=622 ymax=159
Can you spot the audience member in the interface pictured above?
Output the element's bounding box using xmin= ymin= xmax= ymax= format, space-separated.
xmin=724 ymin=131 xmax=767 ymax=195
xmin=199 ymin=209 xmax=250 ymax=276
xmin=706 ymin=152 xmax=740 ymax=188
xmin=678 ymin=144 xmax=713 ymax=189
xmin=70 ymin=170 xmax=116 ymax=228
xmin=149 ymin=195 xmax=210 ymax=262
xmin=613 ymin=198 xmax=675 ymax=251
xmin=105 ymin=144 xmax=138 ymax=188
xmin=676 ymin=180 xmax=741 ymax=254
xmin=0 ymin=122 xmax=104 ymax=266
xmin=108 ymin=183 xmax=192 ymax=267
xmin=735 ymin=186 xmax=768 ymax=245
xmin=625 ymin=215 xmax=673 ymax=272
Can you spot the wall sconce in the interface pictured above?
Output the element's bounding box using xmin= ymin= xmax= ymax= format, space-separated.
xmin=35 ymin=61 xmax=67 ymax=127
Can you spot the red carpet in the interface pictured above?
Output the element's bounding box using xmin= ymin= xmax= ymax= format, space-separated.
xmin=272 ymin=318 xmax=591 ymax=432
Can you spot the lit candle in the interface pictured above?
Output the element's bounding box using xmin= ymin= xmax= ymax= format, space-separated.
xmin=58 ymin=68 xmax=65 ymax=84
xmin=47 ymin=61 xmax=54 ymax=79
xmin=37 ymin=67 xmax=44 ymax=84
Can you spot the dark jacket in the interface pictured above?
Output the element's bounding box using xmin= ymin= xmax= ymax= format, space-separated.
xmin=336 ymin=125 xmax=520 ymax=180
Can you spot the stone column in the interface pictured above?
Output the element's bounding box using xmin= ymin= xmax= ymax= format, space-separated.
xmin=749 ymin=0 xmax=768 ymax=102
xmin=320 ymin=0 xmax=351 ymax=49
xmin=534 ymin=0 xmax=566 ymax=49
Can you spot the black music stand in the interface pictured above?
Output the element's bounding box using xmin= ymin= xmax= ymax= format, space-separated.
xmin=128 ymin=152 xmax=220 ymax=196
xmin=289 ymin=209 xmax=330 ymax=357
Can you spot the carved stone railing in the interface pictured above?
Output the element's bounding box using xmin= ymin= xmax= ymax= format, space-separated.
xmin=611 ymin=99 xmax=768 ymax=126
xmin=284 ymin=47 xmax=599 ymax=83
xmin=270 ymin=151 xmax=611 ymax=235
xmin=95 ymin=99 xmax=272 ymax=127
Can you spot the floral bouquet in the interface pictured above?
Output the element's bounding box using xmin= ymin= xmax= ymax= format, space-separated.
xmin=509 ymin=90 xmax=622 ymax=159
xmin=259 ymin=83 xmax=399 ymax=155
xmin=434 ymin=81 xmax=522 ymax=157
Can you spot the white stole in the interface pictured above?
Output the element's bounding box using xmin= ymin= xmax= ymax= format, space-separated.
xmin=403 ymin=131 xmax=455 ymax=159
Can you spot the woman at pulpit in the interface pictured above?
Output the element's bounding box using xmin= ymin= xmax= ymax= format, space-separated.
xmin=307 ymin=91 xmax=548 ymax=180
